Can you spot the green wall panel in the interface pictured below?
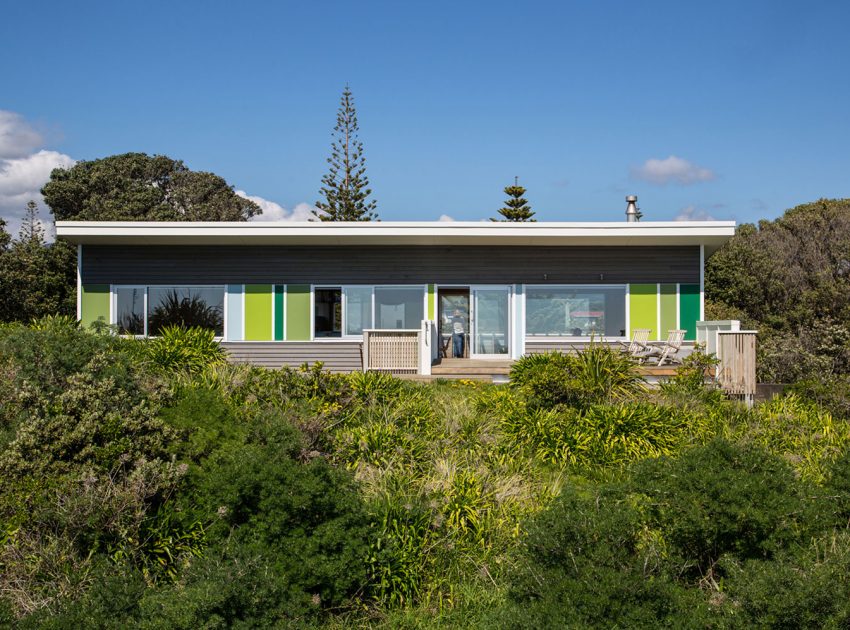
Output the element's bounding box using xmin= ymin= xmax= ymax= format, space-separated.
xmin=286 ymin=285 xmax=311 ymax=341
xmin=244 ymin=284 xmax=273 ymax=341
xmin=274 ymin=285 xmax=285 ymax=341
xmin=428 ymin=284 xmax=436 ymax=320
xmin=679 ymin=284 xmax=700 ymax=341
xmin=81 ymin=284 xmax=110 ymax=329
xmin=660 ymin=284 xmax=678 ymax=339
xmin=629 ymin=284 xmax=658 ymax=340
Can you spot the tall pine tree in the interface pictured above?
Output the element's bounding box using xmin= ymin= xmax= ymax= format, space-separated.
xmin=314 ymin=86 xmax=378 ymax=221
xmin=494 ymin=178 xmax=535 ymax=221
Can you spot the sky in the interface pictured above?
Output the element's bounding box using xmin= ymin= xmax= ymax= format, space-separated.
xmin=1 ymin=0 xmax=849 ymax=234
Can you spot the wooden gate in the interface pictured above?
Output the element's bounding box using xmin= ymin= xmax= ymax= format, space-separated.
xmin=716 ymin=331 xmax=757 ymax=406
xmin=362 ymin=329 xmax=421 ymax=374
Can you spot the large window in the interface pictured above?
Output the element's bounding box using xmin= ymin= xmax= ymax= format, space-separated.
xmin=314 ymin=285 xmax=425 ymax=339
xmin=526 ymin=286 xmax=626 ymax=337
xmin=375 ymin=287 xmax=424 ymax=329
xmin=114 ymin=286 xmax=225 ymax=336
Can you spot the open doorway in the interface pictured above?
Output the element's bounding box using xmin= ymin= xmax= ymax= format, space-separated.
xmin=438 ymin=288 xmax=469 ymax=358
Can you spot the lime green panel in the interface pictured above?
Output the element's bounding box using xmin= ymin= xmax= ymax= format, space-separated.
xmin=274 ymin=285 xmax=285 ymax=341
xmin=679 ymin=284 xmax=700 ymax=341
xmin=286 ymin=285 xmax=311 ymax=341
xmin=629 ymin=284 xmax=658 ymax=340
xmin=244 ymin=284 xmax=273 ymax=341
xmin=81 ymin=284 xmax=109 ymax=329
xmin=660 ymin=284 xmax=678 ymax=340
xmin=428 ymin=284 xmax=436 ymax=320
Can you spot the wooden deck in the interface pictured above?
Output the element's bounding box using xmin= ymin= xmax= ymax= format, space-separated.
xmin=395 ymin=359 xmax=688 ymax=382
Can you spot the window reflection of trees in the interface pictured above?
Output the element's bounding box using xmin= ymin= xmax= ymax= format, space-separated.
xmin=148 ymin=290 xmax=223 ymax=336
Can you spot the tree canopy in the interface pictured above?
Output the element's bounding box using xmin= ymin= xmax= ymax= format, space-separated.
xmin=42 ymin=153 xmax=261 ymax=222
xmin=706 ymin=198 xmax=850 ymax=380
xmin=315 ymin=86 xmax=378 ymax=221
xmin=494 ymin=180 xmax=535 ymax=222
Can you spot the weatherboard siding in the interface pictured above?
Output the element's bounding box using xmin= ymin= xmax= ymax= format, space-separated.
xmin=79 ymin=245 xmax=701 ymax=285
xmin=222 ymin=341 xmax=362 ymax=372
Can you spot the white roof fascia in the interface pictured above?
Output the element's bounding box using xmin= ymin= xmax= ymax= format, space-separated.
xmin=55 ymin=220 xmax=737 ymax=251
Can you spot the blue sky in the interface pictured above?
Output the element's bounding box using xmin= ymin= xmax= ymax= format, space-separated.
xmin=1 ymin=0 xmax=848 ymax=230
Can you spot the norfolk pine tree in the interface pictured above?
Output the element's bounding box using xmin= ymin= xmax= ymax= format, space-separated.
xmin=494 ymin=178 xmax=535 ymax=221
xmin=314 ymin=86 xmax=378 ymax=221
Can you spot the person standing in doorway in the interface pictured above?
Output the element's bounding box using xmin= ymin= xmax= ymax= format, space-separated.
xmin=451 ymin=308 xmax=466 ymax=358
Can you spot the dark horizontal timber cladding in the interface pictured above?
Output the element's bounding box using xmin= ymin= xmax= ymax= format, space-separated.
xmin=82 ymin=245 xmax=700 ymax=285
xmin=222 ymin=342 xmax=363 ymax=372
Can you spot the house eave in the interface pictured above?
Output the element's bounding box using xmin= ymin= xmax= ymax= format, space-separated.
xmin=56 ymin=220 xmax=736 ymax=253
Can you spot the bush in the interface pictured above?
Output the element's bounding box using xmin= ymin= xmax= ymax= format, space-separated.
xmin=731 ymin=394 xmax=850 ymax=483
xmin=0 ymin=315 xmax=130 ymax=397
xmin=0 ymin=356 xmax=173 ymax=481
xmin=629 ymin=440 xmax=805 ymax=575
xmin=659 ymin=346 xmax=723 ymax=405
xmin=500 ymin=402 xmax=696 ymax=468
xmin=177 ymin=410 xmax=372 ymax=623
xmin=510 ymin=346 xmax=645 ymax=409
xmin=141 ymin=325 xmax=226 ymax=376
xmin=790 ymin=374 xmax=850 ymax=419
xmin=493 ymin=441 xmax=818 ymax=627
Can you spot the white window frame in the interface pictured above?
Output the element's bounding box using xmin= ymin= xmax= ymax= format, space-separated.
xmin=110 ymin=284 xmax=227 ymax=339
xmin=310 ymin=284 xmax=428 ymax=341
xmin=524 ymin=284 xmax=628 ymax=341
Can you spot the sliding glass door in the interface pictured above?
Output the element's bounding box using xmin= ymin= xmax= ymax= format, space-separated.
xmin=471 ymin=286 xmax=510 ymax=357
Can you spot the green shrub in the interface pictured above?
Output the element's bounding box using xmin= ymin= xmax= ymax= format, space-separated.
xmin=141 ymin=325 xmax=226 ymax=376
xmin=732 ymin=394 xmax=850 ymax=483
xmin=0 ymin=315 xmax=130 ymax=397
xmin=500 ymin=402 xmax=695 ymax=468
xmin=0 ymin=356 xmax=174 ymax=481
xmin=179 ymin=410 xmax=372 ymax=622
xmin=510 ymin=346 xmax=645 ymax=409
xmin=629 ymin=440 xmax=805 ymax=575
xmin=493 ymin=486 xmax=709 ymax=628
xmin=790 ymin=374 xmax=850 ymax=419
xmin=659 ymin=346 xmax=723 ymax=405
xmin=721 ymin=530 xmax=850 ymax=628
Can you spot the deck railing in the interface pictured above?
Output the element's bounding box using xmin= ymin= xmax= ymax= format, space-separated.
xmin=363 ymin=329 xmax=421 ymax=374
xmin=716 ymin=331 xmax=757 ymax=406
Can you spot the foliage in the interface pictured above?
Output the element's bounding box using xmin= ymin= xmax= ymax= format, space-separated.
xmin=141 ymin=325 xmax=226 ymax=376
xmin=705 ymin=198 xmax=850 ymax=382
xmin=7 ymin=317 xmax=850 ymax=626
xmin=509 ymin=346 xmax=645 ymax=409
xmin=493 ymin=440 xmax=842 ymax=628
xmin=659 ymin=345 xmax=723 ymax=405
xmin=497 ymin=401 xmax=702 ymax=468
xmin=179 ymin=410 xmax=372 ymax=623
xmin=726 ymin=394 xmax=850 ymax=483
xmin=41 ymin=152 xmax=261 ymax=221
xmin=315 ymin=86 xmax=378 ymax=221
xmin=789 ymin=374 xmax=850 ymax=419
xmin=494 ymin=181 xmax=535 ymax=222
xmin=0 ymin=203 xmax=76 ymax=323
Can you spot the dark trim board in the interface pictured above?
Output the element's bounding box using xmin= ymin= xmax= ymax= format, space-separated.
xmin=81 ymin=245 xmax=700 ymax=285
xmin=222 ymin=341 xmax=363 ymax=372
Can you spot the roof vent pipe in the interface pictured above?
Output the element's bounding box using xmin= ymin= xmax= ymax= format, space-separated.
xmin=625 ymin=195 xmax=640 ymax=222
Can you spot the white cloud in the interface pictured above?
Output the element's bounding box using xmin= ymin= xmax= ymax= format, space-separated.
xmin=0 ymin=110 xmax=43 ymax=159
xmin=0 ymin=149 xmax=75 ymax=238
xmin=632 ymin=155 xmax=716 ymax=185
xmin=236 ymin=190 xmax=321 ymax=221
xmin=438 ymin=214 xmax=455 ymax=222
xmin=674 ymin=205 xmax=716 ymax=221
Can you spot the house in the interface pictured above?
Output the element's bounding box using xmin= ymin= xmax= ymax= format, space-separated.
xmin=56 ymin=210 xmax=736 ymax=373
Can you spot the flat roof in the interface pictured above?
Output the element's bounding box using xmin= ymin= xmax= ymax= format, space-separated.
xmin=56 ymin=220 xmax=736 ymax=253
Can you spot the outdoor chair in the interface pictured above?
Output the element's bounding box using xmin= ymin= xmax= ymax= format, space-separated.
xmin=644 ymin=329 xmax=687 ymax=366
xmin=618 ymin=328 xmax=652 ymax=361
